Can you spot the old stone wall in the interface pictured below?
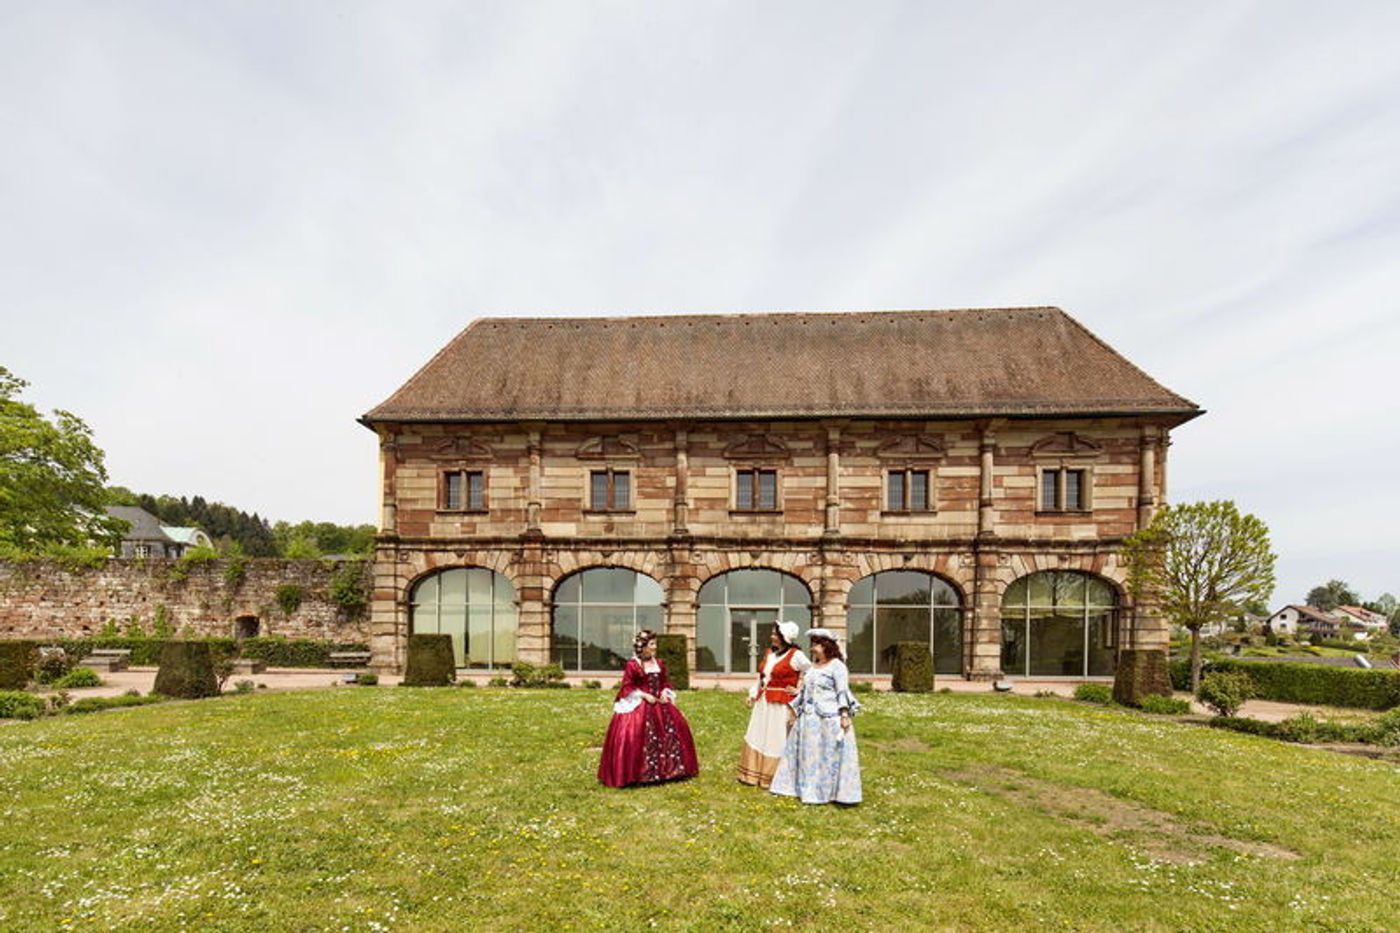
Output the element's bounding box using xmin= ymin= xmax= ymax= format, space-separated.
xmin=0 ymin=559 xmax=370 ymax=642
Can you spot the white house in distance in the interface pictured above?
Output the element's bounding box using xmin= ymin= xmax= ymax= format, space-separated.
xmin=1265 ymin=605 xmax=1341 ymax=637
xmin=1333 ymin=605 xmax=1389 ymax=635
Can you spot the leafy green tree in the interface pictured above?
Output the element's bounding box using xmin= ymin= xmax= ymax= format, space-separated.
xmin=0 ymin=367 xmax=127 ymax=553
xmin=1306 ymin=579 xmax=1359 ymax=612
xmin=1367 ymin=593 xmax=1396 ymax=619
xmin=272 ymin=520 xmax=376 ymax=558
xmin=1122 ymin=501 xmax=1277 ymax=692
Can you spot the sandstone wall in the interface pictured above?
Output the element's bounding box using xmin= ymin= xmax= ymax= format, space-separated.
xmin=0 ymin=559 xmax=370 ymax=642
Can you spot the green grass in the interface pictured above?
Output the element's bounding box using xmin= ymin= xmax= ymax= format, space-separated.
xmin=3 ymin=690 xmax=1399 ymax=931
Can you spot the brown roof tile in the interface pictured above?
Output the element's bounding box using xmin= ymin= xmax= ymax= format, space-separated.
xmin=362 ymin=308 xmax=1202 ymax=423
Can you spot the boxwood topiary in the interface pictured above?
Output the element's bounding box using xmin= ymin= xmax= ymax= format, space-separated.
xmin=402 ymin=634 xmax=455 ymax=686
xmin=152 ymin=641 xmax=220 ymax=699
xmin=0 ymin=641 xmax=36 ymax=690
xmin=891 ymin=642 xmax=934 ymax=693
xmin=1113 ymin=649 xmax=1173 ymax=706
xmin=656 ymin=633 xmax=689 ymax=691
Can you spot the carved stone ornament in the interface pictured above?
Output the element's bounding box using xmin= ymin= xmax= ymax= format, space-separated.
xmin=1029 ymin=431 xmax=1103 ymax=459
xmin=575 ymin=435 xmax=641 ymax=461
xmin=875 ymin=434 xmax=946 ymax=460
xmin=723 ymin=434 xmax=790 ymax=461
xmin=428 ymin=436 xmax=495 ymax=461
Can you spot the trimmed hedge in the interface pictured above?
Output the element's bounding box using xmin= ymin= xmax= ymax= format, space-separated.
xmin=890 ymin=642 xmax=934 ymax=693
xmin=0 ymin=641 xmax=35 ymax=690
xmin=656 ymin=634 xmax=690 ymax=691
xmin=1172 ymin=657 xmax=1400 ymax=710
xmin=153 ymin=641 xmax=220 ymax=699
xmin=35 ymin=637 xmax=368 ymax=669
xmin=402 ymin=634 xmax=455 ymax=686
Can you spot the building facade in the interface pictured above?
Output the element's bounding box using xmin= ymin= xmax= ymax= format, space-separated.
xmin=361 ymin=309 xmax=1202 ymax=680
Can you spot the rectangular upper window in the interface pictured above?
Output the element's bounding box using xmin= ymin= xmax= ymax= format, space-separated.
xmin=735 ymin=468 xmax=778 ymax=511
xmin=442 ymin=470 xmax=486 ymax=511
xmin=886 ymin=469 xmax=931 ymax=511
xmin=1040 ymin=467 xmax=1088 ymax=512
xmin=589 ymin=468 xmax=631 ymax=511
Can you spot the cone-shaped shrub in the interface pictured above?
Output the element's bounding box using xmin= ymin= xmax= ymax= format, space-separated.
xmin=1113 ymin=649 xmax=1172 ymax=706
xmin=402 ymin=634 xmax=455 ymax=686
xmin=153 ymin=641 xmax=219 ymax=699
xmin=891 ymin=642 xmax=934 ymax=692
xmin=656 ymin=634 xmax=689 ymax=690
xmin=0 ymin=641 xmax=35 ymax=690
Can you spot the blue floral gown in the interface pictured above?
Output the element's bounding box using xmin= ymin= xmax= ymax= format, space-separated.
xmin=769 ymin=659 xmax=862 ymax=805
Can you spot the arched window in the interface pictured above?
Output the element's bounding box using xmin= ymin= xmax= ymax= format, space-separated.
xmin=1000 ymin=571 xmax=1118 ymax=677
xmin=551 ymin=568 xmax=664 ymax=671
xmin=410 ymin=568 xmax=518 ymax=669
xmin=696 ymin=570 xmax=812 ymax=674
xmin=846 ymin=571 xmax=963 ymax=676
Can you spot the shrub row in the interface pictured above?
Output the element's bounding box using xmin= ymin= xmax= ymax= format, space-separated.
xmin=1170 ymin=658 xmax=1400 ymax=710
xmin=1210 ymin=709 xmax=1400 ymax=746
xmin=62 ymin=694 xmax=167 ymax=715
xmin=19 ymin=637 xmax=371 ymax=670
xmin=0 ymin=690 xmax=45 ymax=720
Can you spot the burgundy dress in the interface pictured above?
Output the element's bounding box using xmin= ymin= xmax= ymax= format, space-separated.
xmin=597 ymin=658 xmax=700 ymax=788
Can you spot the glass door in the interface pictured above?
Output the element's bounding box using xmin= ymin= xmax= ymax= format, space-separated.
xmin=729 ymin=609 xmax=778 ymax=674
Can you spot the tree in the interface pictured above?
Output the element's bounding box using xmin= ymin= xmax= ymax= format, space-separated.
xmin=1367 ymin=592 xmax=1396 ymax=619
xmin=0 ymin=367 xmax=126 ymax=553
xmin=1306 ymin=579 xmax=1359 ymax=612
xmin=1122 ymin=501 xmax=1277 ymax=692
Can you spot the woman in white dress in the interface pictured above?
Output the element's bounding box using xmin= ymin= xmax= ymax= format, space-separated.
xmin=769 ymin=628 xmax=862 ymax=805
xmin=737 ymin=620 xmax=810 ymax=788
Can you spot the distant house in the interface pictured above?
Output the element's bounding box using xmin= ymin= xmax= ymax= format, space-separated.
xmin=1334 ymin=605 xmax=1389 ymax=633
xmin=105 ymin=506 xmax=212 ymax=558
xmin=1265 ymin=605 xmax=1341 ymax=637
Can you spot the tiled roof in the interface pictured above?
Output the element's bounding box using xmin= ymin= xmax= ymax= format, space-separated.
xmin=105 ymin=506 xmax=174 ymax=543
xmin=362 ymin=308 xmax=1203 ymax=423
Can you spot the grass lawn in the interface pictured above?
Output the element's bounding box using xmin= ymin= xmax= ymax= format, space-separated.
xmin=2 ymin=688 xmax=1398 ymax=931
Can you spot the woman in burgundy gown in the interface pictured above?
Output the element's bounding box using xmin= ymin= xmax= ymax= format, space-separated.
xmin=597 ymin=629 xmax=699 ymax=788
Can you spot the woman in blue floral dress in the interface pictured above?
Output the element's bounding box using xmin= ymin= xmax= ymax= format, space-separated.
xmin=769 ymin=628 xmax=862 ymax=805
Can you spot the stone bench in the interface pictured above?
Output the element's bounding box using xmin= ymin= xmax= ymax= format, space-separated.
xmin=328 ymin=651 xmax=372 ymax=668
xmin=81 ymin=653 xmax=130 ymax=673
xmin=230 ymin=658 xmax=266 ymax=675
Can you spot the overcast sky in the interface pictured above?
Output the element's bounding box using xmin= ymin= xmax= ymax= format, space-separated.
xmin=3 ymin=1 xmax=1397 ymax=606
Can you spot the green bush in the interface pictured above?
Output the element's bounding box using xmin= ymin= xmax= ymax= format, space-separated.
xmin=1197 ymin=671 xmax=1256 ymax=717
xmin=509 ymin=661 xmax=568 ymax=688
xmin=582 ymin=679 xmax=602 ymax=690
xmin=275 ymin=583 xmax=305 ymax=617
xmin=488 ymin=676 xmax=509 ymax=688
xmin=655 ymin=634 xmax=690 ymax=690
xmin=53 ymin=667 xmax=102 ymax=689
xmin=152 ymin=641 xmax=220 ymax=699
xmin=402 ymin=634 xmax=456 ymax=686
xmin=236 ymin=637 xmax=368 ymax=668
xmin=1136 ymin=694 xmax=1192 ymax=715
xmin=890 ymin=642 xmax=934 ymax=693
xmin=1210 ymin=714 xmax=1375 ymax=745
xmin=0 ymin=690 xmax=45 ymax=720
xmin=329 ymin=561 xmax=369 ymax=613
xmin=1371 ymin=708 xmax=1400 ymax=747
xmin=357 ymin=673 xmax=379 ymax=686
xmin=33 ymin=649 xmax=76 ymax=685
xmin=1073 ymin=683 xmax=1114 ymax=704
xmin=62 ymin=694 xmax=166 ymax=715
xmin=234 ymin=680 xmax=256 ymax=694
xmin=849 ymin=680 xmax=875 ymax=694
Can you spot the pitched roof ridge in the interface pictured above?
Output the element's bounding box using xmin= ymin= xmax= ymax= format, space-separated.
xmin=470 ymin=306 xmax=1066 ymax=327
xmin=1052 ymin=308 xmax=1200 ymax=411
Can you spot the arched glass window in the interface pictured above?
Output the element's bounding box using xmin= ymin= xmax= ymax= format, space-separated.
xmin=846 ymin=571 xmax=963 ymax=676
xmin=410 ymin=568 xmax=517 ymax=669
xmin=551 ymin=568 xmax=665 ymax=671
xmin=696 ymin=570 xmax=812 ymax=674
xmin=1000 ymin=571 xmax=1118 ymax=677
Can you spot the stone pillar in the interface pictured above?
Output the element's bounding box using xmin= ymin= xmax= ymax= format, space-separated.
xmin=1137 ymin=425 xmax=1159 ymax=529
xmin=378 ymin=432 xmax=398 ymax=535
xmin=666 ymin=542 xmax=699 ymax=666
xmin=967 ymin=549 xmax=1003 ymax=680
xmin=369 ymin=541 xmax=405 ymax=673
xmin=823 ymin=423 xmax=843 ymax=538
xmin=816 ymin=545 xmax=849 ymax=640
xmin=525 ymin=423 xmax=543 ymax=533
xmin=513 ymin=540 xmax=551 ymax=665
xmin=977 ymin=421 xmax=999 ymax=538
xmin=673 ymin=425 xmax=690 ymax=533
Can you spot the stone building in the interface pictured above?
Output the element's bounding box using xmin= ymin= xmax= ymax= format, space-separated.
xmin=360 ymin=308 xmax=1201 ymax=680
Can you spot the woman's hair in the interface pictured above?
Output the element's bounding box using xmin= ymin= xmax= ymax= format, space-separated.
xmin=810 ymin=634 xmax=843 ymax=662
xmin=633 ymin=628 xmax=657 ymax=658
